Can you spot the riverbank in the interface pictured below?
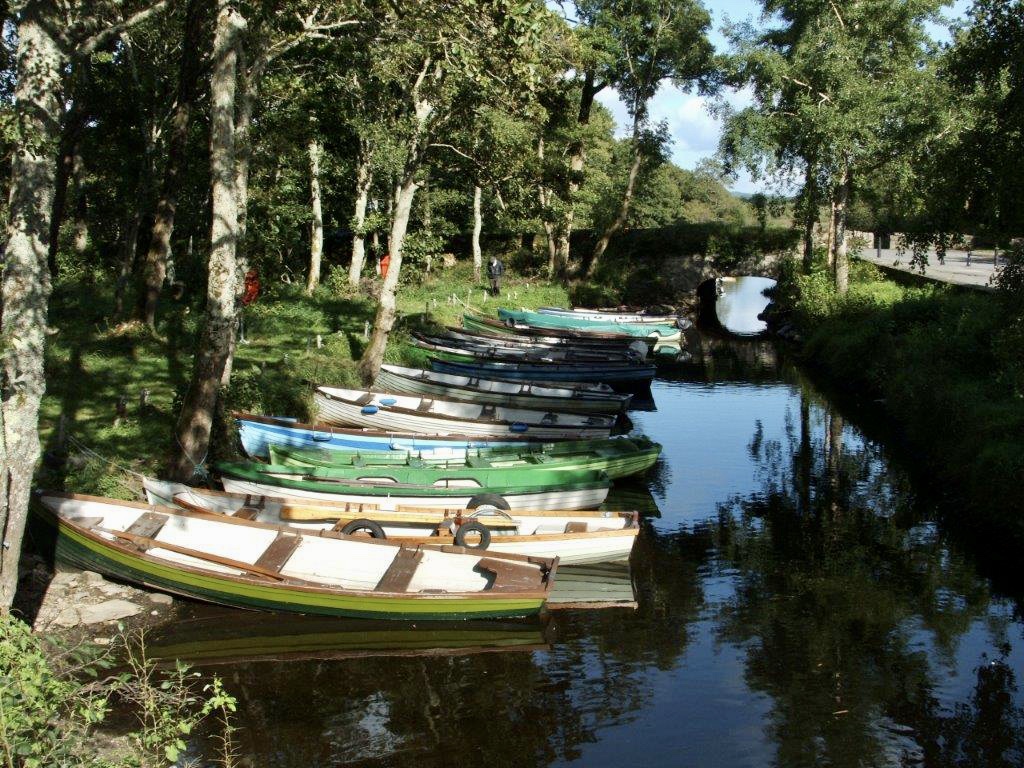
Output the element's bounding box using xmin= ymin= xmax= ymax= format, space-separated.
xmin=767 ymin=256 xmax=1024 ymax=556
xmin=37 ymin=263 xmax=571 ymax=500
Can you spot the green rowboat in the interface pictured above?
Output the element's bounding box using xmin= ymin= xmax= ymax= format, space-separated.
xmin=35 ymin=492 xmax=556 ymax=620
xmin=267 ymin=437 xmax=661 ymax=480
xmin=497 ymin=308 xmax=683 ymax=342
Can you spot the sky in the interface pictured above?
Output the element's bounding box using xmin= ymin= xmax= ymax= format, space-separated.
xmin=591 ymin=0 xmax=972 ymax=194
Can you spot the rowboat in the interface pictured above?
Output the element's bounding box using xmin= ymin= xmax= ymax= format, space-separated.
xmin=463 ymin=314 xmax=648 ymax=344
xmin=374 ymin=364 xmax=633 ymax=414
xmin=498 ymin=309 xmax=683 ymax=343
xmin=267 ymin=435 xmax=661 ymax=480
xmin=34 ymin=491 xmax=556 ymax=620
xmin=410 ymin=333 xmax=643 ymax=364
xmin=216 ymin=462 xmax=612 ymax=511
xmin=314 ymin=386 xmax=617 ymax=439
xmin=443 ymin=326 xmax=649 ymax=357
xmin=537 ymin=306 xmax=692 ymax=327
xmin=145 ymin=480 xmax=639 ymax=566
xmin=236 ymin=413 xmax=549 ymax=460
xmin=430 ymin=357 xmax=657 ymax=386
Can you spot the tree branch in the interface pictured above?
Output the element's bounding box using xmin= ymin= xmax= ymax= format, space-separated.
xmin=76 ymin=0 xmax=171 ymax=57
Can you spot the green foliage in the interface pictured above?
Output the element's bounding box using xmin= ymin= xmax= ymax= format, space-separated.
xmin=0 ymin=616 xmax=110 ymax=767
xmin=775 ymin=260 xmax=1024 ymax=542
xmin=0 ymin=617 xmax=237 ymax=767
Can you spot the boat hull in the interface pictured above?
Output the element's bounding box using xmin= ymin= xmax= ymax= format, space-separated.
xmin=498 ymin=308 xmax=683 ymax=342
xmin=430 ymin=358 xmax=656 ymax=385
xmin=237 ymin=415 xmax=538 ymax=460
xmin=36 ymin=498 xmax=549 ymax=620
xmin=219 ymin=475 xmax=610 ymax=511
xmin=314 ymin=388 xmax=615 ymax=439
xmin=375 ymin=365 xmax=630 ymax=414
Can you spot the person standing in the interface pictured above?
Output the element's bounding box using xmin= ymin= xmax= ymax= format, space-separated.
xmin=487 ymin=255 xmax=504 ymax=296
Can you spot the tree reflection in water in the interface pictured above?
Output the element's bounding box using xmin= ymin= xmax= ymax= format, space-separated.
xmin=704 ymin=383 xmax=1024 ymax=767
xmin=173 ymin=351 xmax=1024 ymax=768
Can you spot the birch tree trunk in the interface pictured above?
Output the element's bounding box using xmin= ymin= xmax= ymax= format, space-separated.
xmin=169 ymin=1 xmax=245 ymax=482
xmin=348 ymin=144 xmax=372 ymax=287
xmin=0 ymin=3 xmax=63 ymax=610
xmin=139 ymin=0 xmax=204 ymax=327
xmin=305 ymin=137 xmax=324 ymax=294
xmin=832 ymin=165 xmax=851 ymax=294
xmin=358 ymin=176 xmax=420 ymax=382
xmin=471 ymin=185 xmax=483 ymax=282
xmin=552 ymin=72 xmax=599 ymax=277
xmin=588 ymin=129 xmax=642 ymax=277
xmin=536 ymin=138 xmax=558 ymax=271
xmin=801 ymin=161 xmax=817 ymax=273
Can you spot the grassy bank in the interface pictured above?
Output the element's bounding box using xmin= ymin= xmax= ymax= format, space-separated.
xmin=39 ymin=262 xmax=569 ymax=499
xmin=773 ymin=256 xmax=1024 ymax=550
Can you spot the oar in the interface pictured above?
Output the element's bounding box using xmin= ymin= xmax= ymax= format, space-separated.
xmin=96 ymin=527 xmax=287 ymax=581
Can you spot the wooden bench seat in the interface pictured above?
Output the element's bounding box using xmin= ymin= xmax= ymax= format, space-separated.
xmin=374 ymin=548 xmax=424 ymax=592
xmin=125 ymin=512 xmax=168 ymax=550
xmin=254 ymin=533 xmax=302 ymax=573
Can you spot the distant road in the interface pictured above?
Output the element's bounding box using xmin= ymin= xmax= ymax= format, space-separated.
xmin=855 ymin=246 xmax=1003 ymax=290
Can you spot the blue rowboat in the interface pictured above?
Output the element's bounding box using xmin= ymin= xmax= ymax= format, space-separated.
xmin=429 ymin=357 xmax=656 ymax=386
xmin=497 ymin=308 xmax=683 ymax=342
xmin=236 ymin=413 xmax=542 ymax=460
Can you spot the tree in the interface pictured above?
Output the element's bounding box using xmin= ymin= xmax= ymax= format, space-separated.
xmin=1 ymin=0 xmax=169 ymax=609
xmin=582 ymin=0 xmax=714 ymax=276
xmin=356 ymin=0 xmax=550 ymax=382
xmin=720 ymin=0 xmax=945 ymax=291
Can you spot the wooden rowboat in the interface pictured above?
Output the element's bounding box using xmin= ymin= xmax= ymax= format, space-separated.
xmin=144 ymin=480 xmax=639 ymax=566
xmin=463 ymin=314 xmax=650 ymax=344
xmin=235 ymin=413 xmax=555 ymax=460
xmin=497 ymin=309 xmax=683 ymax=343
xmin=537 ymin=306 xmax=692 ymax=327
xmin=374 ymin=364 xmax=632 ymax=414
xmin=35 ymin=491 xmax=556 ymax=620
xmin=429 ymin=357 xmax=657 ymax=386
xmin=314 ymin=386 xmax=617 ymax=439
xmin=442 ymin=326 xmax=650 ymax=357
xmin=411 ymin=333 xmax=644 ymax=364
xmin=216 ymin=462 xmax=612 ymax=511
xmin=267 ymin=436 xmax=661 ymax=480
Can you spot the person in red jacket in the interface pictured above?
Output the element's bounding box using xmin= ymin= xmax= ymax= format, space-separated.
xmin=242 ymin=268 xmax=260 ymax=306
xmin=380 ymin=253 xmax=391 ymax=279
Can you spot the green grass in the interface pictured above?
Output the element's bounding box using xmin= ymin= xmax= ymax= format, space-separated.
xmin=38 ymin=262 xmax=569 ymax=498
xmin=777 ymin=256 xmax=1024 ymax=551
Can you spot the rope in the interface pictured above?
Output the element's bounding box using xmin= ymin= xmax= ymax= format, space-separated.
xmin=65 ymin=433 xmax=147 ymax=481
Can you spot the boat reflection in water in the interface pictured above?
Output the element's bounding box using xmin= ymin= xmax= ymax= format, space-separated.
xmin=148 ymin=564 xmax=638 ymax=667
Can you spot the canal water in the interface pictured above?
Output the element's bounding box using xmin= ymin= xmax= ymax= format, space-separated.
xmin=165 ymin=279 xmax=1024 ymax=766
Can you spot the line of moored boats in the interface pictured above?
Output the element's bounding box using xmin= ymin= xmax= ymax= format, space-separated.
xmin=36 ymin=305 xmax=689 ymax=621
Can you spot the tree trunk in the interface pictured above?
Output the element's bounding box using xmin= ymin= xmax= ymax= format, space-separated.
xmin=536 ymin=137 xmax=557 ymax=272
xmin=348 ymin=144 xmax=372 ymax=287
xmin=305 ymin=137 xmax=324 ymax=294
xmin=358 ymin=176 xmax=419 ymax=383
xmin=825 ymin=199 xmax=836 ymax=272
xmin=138 ymin=0 xmax=204 ymax=327
xmin=169 ymin=2 xmax=245 ymax=482
xmin=588 ymin=132 xmax=642 ymax=277
xmin=0 ymin=4 xmax=63 ymax=611
xmin=472 ymin=185 xmax=483 ymax=282
xmin=801 ymin=162 xmax=817 ymax=273
xmin=833 ymin=166 xmax=850 ymax=294
xmin=553 ymin=71 xmax=599 ymax=277
xmin=48 ymin=67 xmax=90 ymax=278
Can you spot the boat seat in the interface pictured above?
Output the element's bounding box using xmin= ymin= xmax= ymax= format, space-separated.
xmin=374 ymin=548 xmax=424 ymax=592
xmin=475 ymin=558 xmax=539 ymax=589
xmin=233 ymin=507 xmax=261 ymax=520
xmin=355 ymin=392 xmax=375 ymax=405
xmin=125 ymin=512 xmax=168 ymax=550
xmin=564 ymin=522 xmax=589 ymax=533
xmin=417 ymin=399 xmax=434 ymax=412
xmin=242 ymin=495 xmax=266 ymax=509
xmin=254 ymin=533 xmax=302 ymax=573
xmin=479 ymin=405 xmax=497 ymax=419
xmin=466 ymin=455 xmax=492 ymax=468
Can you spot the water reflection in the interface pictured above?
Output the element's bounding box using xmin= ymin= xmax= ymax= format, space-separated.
xmin=167 ymin=340 xmax=1023 ymax=767
xmin=715 ymin=276 xmax=775 ymax=336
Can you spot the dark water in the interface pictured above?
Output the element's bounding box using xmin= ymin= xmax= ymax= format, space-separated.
xmin=163 ymin=297 xmax=1024 ymax=767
